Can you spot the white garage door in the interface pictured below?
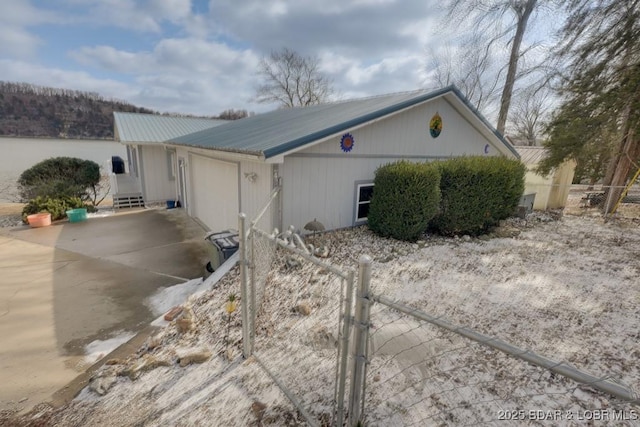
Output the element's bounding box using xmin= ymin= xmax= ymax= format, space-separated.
xmin=190 ymin=155 xmax=239 ymax=232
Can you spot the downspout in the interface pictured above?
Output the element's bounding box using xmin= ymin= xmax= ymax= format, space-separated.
xmin=273 ymin=165 xmax=283 ymax=232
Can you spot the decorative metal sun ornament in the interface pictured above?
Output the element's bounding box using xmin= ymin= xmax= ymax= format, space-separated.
xmin=430 ymin=112 xmax=443 ymax=138
xmin=340 ymin=133 xmax=355 ymax=152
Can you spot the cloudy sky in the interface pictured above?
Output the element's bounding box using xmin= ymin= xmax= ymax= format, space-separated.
xmin=0 ymin=0 xmax=557 ymax=117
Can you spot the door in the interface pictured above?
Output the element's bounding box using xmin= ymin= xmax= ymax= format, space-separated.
xmin=190 ymin=155 xmax=239 ymax=231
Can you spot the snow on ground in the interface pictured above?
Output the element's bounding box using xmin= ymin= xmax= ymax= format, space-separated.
xmin=144 ymin=278 xmax=204 ymax=317
xmin=80 ymin=332 xmax=137 ymax=369
xmin=5 ymin=206 xmax=640 ymax=426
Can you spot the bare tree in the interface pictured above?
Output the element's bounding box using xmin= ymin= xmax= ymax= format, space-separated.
xmin=217 ymin=109 xmax=249 ymax=120
xmin=509 ymin=86 xmax=550 ymax=145
xmin=255 ymin=48 xmax=333 ymax=108
xmin=445 ymin=0 xmax=549 ymax=134
xmin=429 ymin=34 xmax=503 ymax=116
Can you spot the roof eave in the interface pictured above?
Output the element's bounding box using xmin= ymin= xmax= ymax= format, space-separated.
xmin=164 ymin=140 xmax=264 ymax=160
xmin=263 ymin=86 xmax=455 ymax=159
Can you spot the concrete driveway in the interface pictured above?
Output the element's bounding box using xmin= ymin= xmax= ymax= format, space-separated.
xmin=0 ymin=208 xmax=209 ymax=414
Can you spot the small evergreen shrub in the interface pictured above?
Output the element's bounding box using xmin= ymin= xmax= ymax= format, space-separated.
xmin=22 ymin=196 xmax=86 ymax=222
xmin=18 ymin=157 xmax=101 ymax=202
xmin=368 ymin=161 xmax=441 ymax=241
xmin=430 ymin=156 xmax=525 ymax=236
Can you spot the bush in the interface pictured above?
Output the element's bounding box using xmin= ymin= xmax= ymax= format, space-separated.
xmin=368 ymin=161 xmax=441 ymax=241
xmin=22 ymin=196 xmax=86 ymax=222
xmin=430 ymin=156 xmax=525 ymax=236
xmin=18 ymin=157 xmax=101 ymax=202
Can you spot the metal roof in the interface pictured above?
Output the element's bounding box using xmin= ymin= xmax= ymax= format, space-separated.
xmin=113 ymin=112 xmax=227 ymax=143
xmin=515 ymin=146 xmax=549 ymax=165
xmin=168 ymin=86 xmax=519 ymax=159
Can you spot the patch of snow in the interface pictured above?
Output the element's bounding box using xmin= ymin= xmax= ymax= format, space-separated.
xmin=87 ymin=208 xmax=115 ymax=218
xmin=145 ymin=278 xmax=204 ymax=317
xmin=82 ymin=331 xmax=137 ymax=367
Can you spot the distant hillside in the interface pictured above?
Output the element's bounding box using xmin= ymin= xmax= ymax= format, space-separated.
xmin=0 ymin=81 xmax=155 ymax=139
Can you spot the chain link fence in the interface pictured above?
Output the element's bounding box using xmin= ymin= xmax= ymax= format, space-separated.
xmin=240 ymin=189 xmax=357 ymax=426
xmin=357 ymin=294 xmax=640 ymax=426
xmin=238 ymin=185 xmax=639 ymax=426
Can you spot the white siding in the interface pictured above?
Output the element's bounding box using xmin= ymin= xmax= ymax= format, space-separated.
xmin=175 ymin=146 xmax=275 ymax=232
xmin=282 ymin=99 xmax=506 ymax=230
xmin=282 ymin=157 xmax=391 ymax=230
xmin=299 ymin=98 xmax=500 ymax=157
xmin=239 ymin=161 xmax=275 ymax=230
xmin=139 ymin=145 xmax=177 ymax=203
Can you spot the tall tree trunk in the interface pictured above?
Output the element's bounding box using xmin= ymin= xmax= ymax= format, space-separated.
xmin=496 ymin=0 xmax=537 ymax=134
xmin=602 ymin=111 xmax=637 ymax=214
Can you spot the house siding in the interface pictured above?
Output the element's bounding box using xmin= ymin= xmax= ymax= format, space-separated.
xmin=174 ymin=146 xmax=274 ymax=232
xmin=139 ymin=145 xmax=176 ymax=203
xmin=281 ymin=100 xmax=505 ymax=231
xmin=239 ymin=161 xmax=275 ymax=230
xmin=298 ymin=98 xmax=500 ymax=158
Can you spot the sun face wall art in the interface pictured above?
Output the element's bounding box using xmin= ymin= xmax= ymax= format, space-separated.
xmin=429 ymin=112 xmax=442 ymax=138
xmin=340 ymin=133 xmax=355 ymax=152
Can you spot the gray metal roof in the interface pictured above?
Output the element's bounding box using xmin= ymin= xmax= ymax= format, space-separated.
xmin=169 ymin=86 xmax=519 ymax=159
xmin=114 ymin=112 xmax=227 ymax=143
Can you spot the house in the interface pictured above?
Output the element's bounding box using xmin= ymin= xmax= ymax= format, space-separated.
xmin=115 ymin=86 xmax=519 ymax=233
xmin=112 ymin=113 xmax=227 ymax=208
xmin=516 ymin=146 xmax=576 ymax=210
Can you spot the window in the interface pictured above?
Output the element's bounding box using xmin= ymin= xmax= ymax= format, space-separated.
xmin=354 ymin=182 xmax=374 ymax=224
xmin=167 ymin=150 xmax=177 ymax=181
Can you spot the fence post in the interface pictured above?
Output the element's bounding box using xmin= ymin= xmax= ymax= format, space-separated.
xmin=348 ymin=255 xmax=372 ymax=426
xmin=336 ymin=270 xmax=355 ymax=426
xmin=249 ymin=221 xmax=257 ymax=354
xmin=238 ymin=212 xmax=252 ymax=358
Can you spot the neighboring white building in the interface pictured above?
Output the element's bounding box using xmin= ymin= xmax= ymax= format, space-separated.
xmin=115 ymin=87 xmax=519 ymax=232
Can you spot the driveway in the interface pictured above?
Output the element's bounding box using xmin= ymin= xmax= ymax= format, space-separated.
xmin=0 ymin=208 xmax=209 ymax=414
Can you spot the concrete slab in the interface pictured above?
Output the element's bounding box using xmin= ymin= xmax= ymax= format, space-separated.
xmin=0 ymin=208 xmax=209 ymax=414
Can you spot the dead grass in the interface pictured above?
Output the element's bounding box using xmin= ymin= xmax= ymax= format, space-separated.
xmin=0 ymin=203 xmax=24 ymax=216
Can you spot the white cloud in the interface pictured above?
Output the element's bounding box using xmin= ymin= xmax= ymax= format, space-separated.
xmin=70 ymin=38 xmax=260 ymax=76
xmin=65 ymin=38 xmax=262 ymax=114
xmin=70 ymin=46 xmax=151 ymax=73
xmin=63 ymin=0 xmax=197 ymax=33
xmin=209 ymin=0 xmax=441 ymax=58
xmin=1 ymin=0 xmax=561 ymax=121
xmin=0 ymin=26 xmax=42 ymax=58
xmin=0 ymin=2 xmax=62 ymax=26
xmin=0 ymin=1 xmax=65 ymax=58
xmin=0 ymin=59 xmax=137 ymax=100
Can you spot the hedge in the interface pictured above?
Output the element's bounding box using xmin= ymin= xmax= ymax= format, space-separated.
xmin=430 ymin=156 xmax=525 ymax=236
xmin=22 ymin=196 xmax=87 ymax=222
xmin=368 ymin=160 xmax=441 ymax=241
xmin=18 ymin=157 xmax=101 ymax=202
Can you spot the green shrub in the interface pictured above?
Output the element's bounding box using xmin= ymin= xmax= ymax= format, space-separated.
xmin=430 ymin=156 xmax=525 ymax=236
xmin=18 ymin=157 xmax=101 ymax=202
xmin=368 ymin=160 xmax=441 ymax=241
xmin=22 ymin=196 xmax=86 ymax=222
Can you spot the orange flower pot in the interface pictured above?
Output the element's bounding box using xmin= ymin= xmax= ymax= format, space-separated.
xmin=27 ymin=213 xmax=52 ymax=228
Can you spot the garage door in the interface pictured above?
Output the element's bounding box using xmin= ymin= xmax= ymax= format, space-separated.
xmin=190 ymin=155 xmax=239 ymax=232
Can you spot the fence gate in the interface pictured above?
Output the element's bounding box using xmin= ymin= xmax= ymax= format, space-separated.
xmin=238 ymin=188 xmax=358 ymax=426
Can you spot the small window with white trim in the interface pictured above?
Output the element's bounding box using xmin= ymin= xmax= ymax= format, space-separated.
xmin=354 ymin=182 xmax=374 ymax=224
